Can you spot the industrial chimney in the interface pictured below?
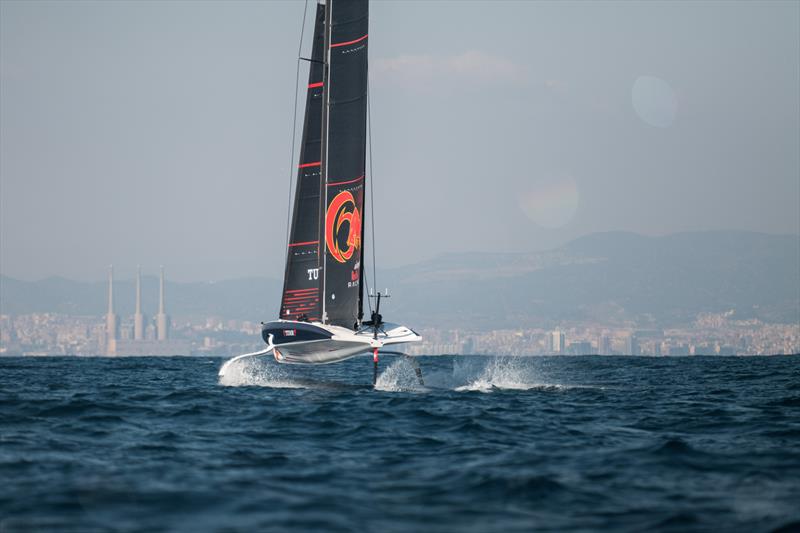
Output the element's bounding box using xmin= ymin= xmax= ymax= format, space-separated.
xmin=105 ymin=265 xmax=119 ymax=355
xmin=133 ymin=265 xmax=145 ymax=341
xmin=156 ymin=266 xmax=169 ymax=341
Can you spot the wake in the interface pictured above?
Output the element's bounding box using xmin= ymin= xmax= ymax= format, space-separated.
xmin=453 ymin=357 xmax=541 ymax=392
xmin=218 ymin=357 xmax=305 ymax=389
xmin=219 ymin=355 xmax=596 ymax=393
xmin=377 ymin=356 xmax=594 ymax=393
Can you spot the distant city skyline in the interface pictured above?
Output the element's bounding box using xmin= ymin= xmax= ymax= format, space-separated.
xmin=2 ymin=1 xmax=798 ymax=282
xmin=2 ymin=231 xmax=797 ymax=356
xmin=3 ymin=310 xmax=797 ymax=357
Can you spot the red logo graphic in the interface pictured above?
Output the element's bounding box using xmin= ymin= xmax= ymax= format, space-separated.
xmin=325 ymin=191 xmax=361 ymax=263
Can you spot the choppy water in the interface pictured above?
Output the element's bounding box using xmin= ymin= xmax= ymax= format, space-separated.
xmin=1 ymin=355 xmax=799 ymax=532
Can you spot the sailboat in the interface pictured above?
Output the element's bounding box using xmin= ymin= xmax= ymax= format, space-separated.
xmin=219 ymin=0 xmax=421 ymax=381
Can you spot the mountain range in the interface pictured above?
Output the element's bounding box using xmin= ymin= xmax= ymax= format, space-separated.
xmin=1 ymin=231 xmax=797 ymax=329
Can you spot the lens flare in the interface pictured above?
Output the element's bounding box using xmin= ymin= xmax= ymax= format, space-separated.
xmin=518 ymin=173 xmax=579 ymax=229
xmin=632 ymin=75 xmax=677 ymax=128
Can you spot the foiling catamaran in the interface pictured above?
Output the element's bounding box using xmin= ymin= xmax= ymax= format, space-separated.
xmin=219 ymin=0 xmax=421 ymax=384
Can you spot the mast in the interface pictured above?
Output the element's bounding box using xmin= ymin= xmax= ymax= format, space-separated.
xmin=320 ymin=0 xmax=333 ymax=324
xmin=358 ymin=43 xmax=368 ymax=325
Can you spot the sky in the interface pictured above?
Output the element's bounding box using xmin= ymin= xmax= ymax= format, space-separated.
xmin=1 ymin=0 xmax=798 ymax=282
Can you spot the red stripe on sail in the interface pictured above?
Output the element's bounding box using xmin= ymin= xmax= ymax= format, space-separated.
xmin=286 ymin=305 xmax=318 ymax=313
xmin=308 ymin=82 xmax=323 ymax=88
xmin=288 ymin=240 xmax=319 ymax=247
xmin=290 ymin=303 xmax=318 ymax=309
xmin=327 ymin=175 xmax=364 ymax=187
xmin=285 ymin=288 xmax=318 ymax=294
xmin=331 ymin=34 xmax=368 ymax=48
xmin=298 ymin=161 xmax=321 ymax=168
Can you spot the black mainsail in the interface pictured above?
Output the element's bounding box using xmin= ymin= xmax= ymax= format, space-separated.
xmin=282 ymin=0 xmax=368 ymax=329
xmin=321 ymin=0 xmax=368 ymax=328
xmin=280 ymin=4 xmax=326 ymax=323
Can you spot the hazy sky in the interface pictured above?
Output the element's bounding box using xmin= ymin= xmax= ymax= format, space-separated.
xmin=1 ymin=0 xmax=798 ymax=282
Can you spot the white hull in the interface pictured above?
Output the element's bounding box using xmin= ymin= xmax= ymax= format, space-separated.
xmin=277 ymin=322 xmax=420 ymax=363
xmin=218 ymin=320 xmax=420 ymax=377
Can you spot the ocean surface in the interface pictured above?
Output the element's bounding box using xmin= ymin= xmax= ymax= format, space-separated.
xmin=1 ymin=355 xmax=798 ymax=532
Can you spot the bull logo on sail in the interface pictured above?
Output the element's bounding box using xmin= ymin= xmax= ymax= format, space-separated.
xmin=325 ymin=191 xmax=362 ymax=263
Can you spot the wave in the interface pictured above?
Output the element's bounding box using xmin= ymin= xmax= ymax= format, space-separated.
xmin=374 ymin=357 xmax=427 ymax=392
xmin=452 ymin=357 xmax=596 ymax=393
xmin=453 ymin=381 xmax=584 ymax=393
xmin=375 ymin=355 xmax=600 ymax=393
xmin=217 ymin=357 xmax=305 ymax=389
xmin=218 ymin=357 xmax=367 ymax=391
xmin=4 ymin=355 xmax=800 ymax=531
xmin=218 ymin=353 xmax=602 ymax=393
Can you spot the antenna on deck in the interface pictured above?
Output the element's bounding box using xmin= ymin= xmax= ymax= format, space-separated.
xmin=364 ymin=289 xmax=390 ymax=340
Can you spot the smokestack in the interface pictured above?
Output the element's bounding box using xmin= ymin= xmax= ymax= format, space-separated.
xmin=159 ymin=265 xmax=165 ymax=315
xmin=107 ymin=265 xmax=114 ymax=314
xmin=133 ymin=265 xmax=144 ymax=341
xmin=156 ymin=265 xmax=169 ymax=341
xmin=105 ymin=265 xmax=119 ymax=354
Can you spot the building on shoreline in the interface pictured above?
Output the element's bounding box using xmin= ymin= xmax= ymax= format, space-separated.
xmin=105 ymin=266 xmax=190 ymax=356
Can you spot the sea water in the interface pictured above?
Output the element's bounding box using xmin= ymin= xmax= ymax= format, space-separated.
xmin=1 ymin=355 xmax=798 ymax=532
